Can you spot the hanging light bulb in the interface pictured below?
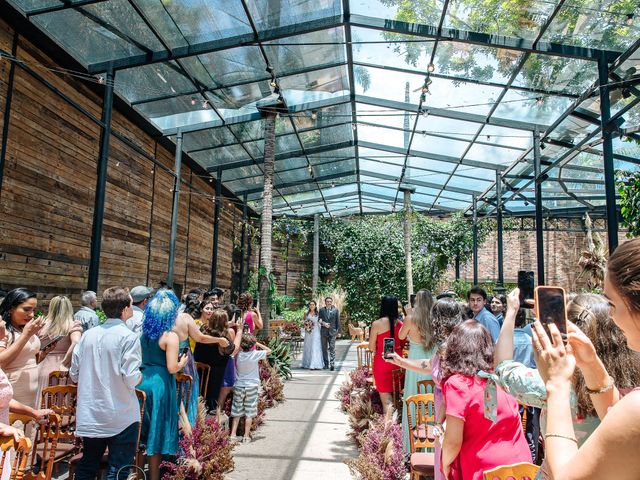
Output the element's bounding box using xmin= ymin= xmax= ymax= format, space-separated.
xmin=427 ymin=63 xmax=435 ymax=73
xmin=97 ymin=75 xmax=105 ymax=84
xmin=422 ymin=109 xmax=429 ymax=118
xmin=536 ymin=96 xmax=544 ymax=106
xmin=626 ymin=13 xmax=634 ymax=26
xmin=190 ymin=97 xmax=197 ymax=106
xmin=352 ymin=123 xmax=357 ymax=131
xmin=486 ymin=135 xmax=491 ymax=141
xmin=311 ymin=111 xmax=317 ymax=120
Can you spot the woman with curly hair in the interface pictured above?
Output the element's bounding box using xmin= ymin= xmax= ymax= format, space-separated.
xmin=138 ymin=290 xmax=188 ymax=480
xmin=441 ymin=320 xmax=529 ymax=480
xmin=237 ymin=292 xmax=262 ymax=334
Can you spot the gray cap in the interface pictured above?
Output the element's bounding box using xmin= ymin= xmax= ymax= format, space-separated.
xmin=131 ymin=285 xmax=154 ymax=303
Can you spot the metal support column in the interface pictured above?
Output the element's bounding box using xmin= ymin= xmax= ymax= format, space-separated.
xmin=210 ymin=167 xmax=222 ymax=288
xmin=239 ymin=193 xmax=248 ymax=293
xmin=472 ymin=195 xmax=478 ymax=285
xmin=533 ymin=128 xmax=546 ymax=285
xmin=496 ymin=171 xmax=504 ymax=291
xmin=598 ymin=58 xmax=619 ymax=253
xmin=312 ymin=214 xmax=320 ymax=293
xmin=87 ymin=69 xmax=115 ymax=292
xmin=0 ymin=33 xmax=18 ymax=202
xmin=167 ymin=130 xmax=183 ymax=288
xmin=455 ymin=256 xmax=460 ymax=280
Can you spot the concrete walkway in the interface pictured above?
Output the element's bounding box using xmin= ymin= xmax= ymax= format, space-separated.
xmin=228 ymin=339 xmax=359 ymax=480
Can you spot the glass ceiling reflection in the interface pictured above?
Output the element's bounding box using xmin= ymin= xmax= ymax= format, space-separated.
xmin=8 ymin=0 xmax=640 ymax=217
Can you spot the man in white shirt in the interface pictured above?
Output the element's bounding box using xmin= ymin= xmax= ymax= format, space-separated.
xmin=126 ymin=285 xmax=154 ymax=335
xmin=70 ymin=286 xmax=142 ymax=480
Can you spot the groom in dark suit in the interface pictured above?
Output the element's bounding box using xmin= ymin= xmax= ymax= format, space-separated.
xmin=319 ymin=297 xmax=340 ymax=371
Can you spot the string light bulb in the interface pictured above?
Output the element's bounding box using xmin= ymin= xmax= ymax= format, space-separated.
xmin=202 ymin=100 xmax=209 ymax=108
xmin=626 ymin=13 xmax=634 ymax=25
xmin=190 ymin=97 xmax=197 ymax=106
xmin=97 ymin=75 xmax=105 ymax=84
xmin=427 ymin=63 xmax=435 ymax=73
xmin=311 ymin=111 xmax=317 ymax=120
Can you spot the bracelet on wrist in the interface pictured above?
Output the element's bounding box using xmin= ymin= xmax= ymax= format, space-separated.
xmin=545 ymin=433 xmax=577 ymax=443
xmin=585 ymin=377 xmax=614 ymax=395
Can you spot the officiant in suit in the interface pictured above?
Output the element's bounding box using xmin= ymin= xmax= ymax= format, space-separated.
xmin=319 ymin=297 xmax=340 ymax=371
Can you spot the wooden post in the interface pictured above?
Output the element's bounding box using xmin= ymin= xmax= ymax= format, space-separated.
xmin=312 ymin=214 xmax=320 ymax=293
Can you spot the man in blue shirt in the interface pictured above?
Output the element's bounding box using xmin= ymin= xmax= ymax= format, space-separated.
xmin=467 ymin=286 xmax=501 ymax=342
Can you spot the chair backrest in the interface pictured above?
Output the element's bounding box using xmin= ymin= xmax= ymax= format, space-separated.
xmin=405 ymin=393 xmax=436 ymax=453
xmin=483 ymin=462 xmax=540 ymax=480
xmin=9 ymin=412 xmax=61 ymax=480
xmin=47 ymin=371 xmax=73 ymax=387
xmin=416 ymin=379 xmax=436 ymax=395
xmin=176 ymin=373 xmax=193 ymax=415
xmin=391 ymin=369 xmax=405 ymax=410
xmin=41 ymin=385 xmax=78 ymax=443
xmin=356 ymin=343 xmax=372 ymax=369
xmin=0 ymin=436 xmax=32 ymax=480
xmin=195 ymin=362 xmax=210 ymax=399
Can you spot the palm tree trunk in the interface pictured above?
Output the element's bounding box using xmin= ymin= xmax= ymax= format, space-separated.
xmin=403 ymin=189 xmax=413 ymax=303
xmin=259 ymin=112 xmax=276 ymax=338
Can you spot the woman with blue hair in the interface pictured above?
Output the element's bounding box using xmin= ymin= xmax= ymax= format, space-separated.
xmin=138 ymin=289 xmax=188 ymax=480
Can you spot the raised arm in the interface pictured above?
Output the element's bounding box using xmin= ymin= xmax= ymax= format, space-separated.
xmin=398 ymin=315 xmax=412 ymax=341
xmin=0 ymin=318 xmax=45 ymax=368
xmin=252 ymin=309 xmax=263 ymax=330
xmin=185 ymin=314 xmax=229 ymax=347
xmin=494 ymin=288 xmax=520 ymax=367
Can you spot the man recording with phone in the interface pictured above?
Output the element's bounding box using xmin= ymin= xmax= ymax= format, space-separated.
xmin=319 ymin=297 xmax=340 ymax=371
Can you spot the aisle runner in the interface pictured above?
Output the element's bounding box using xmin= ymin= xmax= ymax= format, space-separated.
xmin=229 ymin=340 xmax=359 ymax=480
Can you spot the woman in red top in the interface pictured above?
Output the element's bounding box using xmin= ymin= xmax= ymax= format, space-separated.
xmin=369 ymin=295 xmax=406 ymax=414
xmin=441 ymin=320 xmax=530 ymax=480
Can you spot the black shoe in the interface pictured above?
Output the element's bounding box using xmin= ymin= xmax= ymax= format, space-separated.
xmin=330 ymin=365 xmax=334 ymax=371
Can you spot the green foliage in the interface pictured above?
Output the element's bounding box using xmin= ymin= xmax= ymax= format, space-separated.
xmin=320 ymin=213 xmax=491 ymax=323
xmin=95 ymin=308 xmax=107 ymax=324
xmin=281 ymin=308 xmax=306 ymax=325
xmin=267 ymin=336 xmax=292 ymax=379
xmin=617 ymin=169 xmax=640 ymax=237
xmin=448 ymin=279 xmax=516 ymax=299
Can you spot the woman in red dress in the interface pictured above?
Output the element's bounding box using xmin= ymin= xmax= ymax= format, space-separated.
xmin=369 ymin=295 xmax=407 ymax=414
xmin=441 ymin=320 xmax=530 ymax=480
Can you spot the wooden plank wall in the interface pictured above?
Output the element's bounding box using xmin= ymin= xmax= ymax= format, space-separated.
xmin=0 ymin=17 xmax=258 ymax=309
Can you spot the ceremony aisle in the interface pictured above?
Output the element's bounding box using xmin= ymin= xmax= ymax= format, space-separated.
xmin=228 ymin=340 xmax=358 ymax=480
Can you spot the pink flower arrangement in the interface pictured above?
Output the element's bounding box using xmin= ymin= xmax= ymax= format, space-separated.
xmin=346 ymin=413 xmax=408 ymax=480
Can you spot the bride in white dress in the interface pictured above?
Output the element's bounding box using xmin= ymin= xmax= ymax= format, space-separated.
xmin=301 ymin=301 xmax=324 ymax=369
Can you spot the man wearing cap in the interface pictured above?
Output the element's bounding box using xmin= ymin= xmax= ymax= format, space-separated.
xmin=126 ymin=286 xmax=154 ymax=335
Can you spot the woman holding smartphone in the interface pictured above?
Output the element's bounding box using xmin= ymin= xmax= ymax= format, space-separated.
xmin=532 ymin=237 xmax=640 ymax=480
xmin=369 ymin=295 xmax=406 ymax=414
xmin=138 ymin=290 xmax=188 ymax=480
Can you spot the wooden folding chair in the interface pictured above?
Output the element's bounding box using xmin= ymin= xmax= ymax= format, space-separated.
xmin=176 ymin=373 xmax=193 ymax=416
xmin=405 ymin=393 xmax=436 ymax=480
xmin=416 ymin=379 xmax=436 ymax=395
xmin=195 ymin=362 xmax=210 ymax=399
xmin=47 ymin=371 xmax=73 ymax=387
xmin=483 ymin=462 xmax=540 ymax=480
xmin=391 ymin=369 xmax=405 ymax=412
xmin=40 ymin=386 xmax=79 ymax=467
xmin=0 ymin=436 xmax=32 ymax=480
xmin=356 ymin=343 xmax=369 ymax=368
xmin=9 ymin=413 xmax=61 ymax=480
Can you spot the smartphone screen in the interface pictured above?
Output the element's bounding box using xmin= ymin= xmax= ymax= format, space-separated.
xmin=535 ymin=286 xmax=567 ymax=336
xmin=409 ymin=294 xmax=416 ymax=308
xmin=383 ymin=338 xmax=395 ymax=359
xmin=518 ymin=271 xmax=535 ymax=309
xmin=252 ymin=297 xmax=258 ymax=308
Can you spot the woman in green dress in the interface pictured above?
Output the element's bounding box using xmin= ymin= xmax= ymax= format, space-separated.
xmin=398 ymin=289 xmax=437 ymax=454
xmin=138 ymin=290 xmax=188 ymax=480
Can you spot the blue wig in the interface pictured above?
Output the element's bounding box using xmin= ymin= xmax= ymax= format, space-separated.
xmin=142 ymin=289 xmax=179 ymax=340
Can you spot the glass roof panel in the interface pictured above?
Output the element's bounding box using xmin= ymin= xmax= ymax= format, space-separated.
xmin=513 ymin=54 xmax=597 ymax=96
xmin=465 ymin=143 xmax=520 ymax=165
xmin=350 ymin=0 xmax=444 ymax=21
xmin=182 ymin=127 xmax=238 ymax=152
xmin=191 ymin=144 xmax=251 ymax=168
xmin=541 ymin=0 xmax=640 ymax=51
xmin=479 ymin=124 xmax=532 ymax=150
xmin=309 ymin=147 xmax=356 ymax=165
xmin=356 ymin=104 xmax=408 ymax=130
xmin=351 ymin=26 xmax=435 ymax=72
xmin=279 ymin=65 xmax=351 ymax=103
xmin=264 ymin=27 xmax=346 ymax=76
xmin=301 ymin=124 xmax=354 ymax=149
xmin=132 ymin=0 xmax=252 ymax=50
xmin=116 ymin=62 xmax=195 ymax=104
xmin=455 ymin=165 xmax=498 ymax=182
xmin=292 ymin=103 xmax=353 ymax=130
xmin=245 ymin=0 xmax=341 ymax=32
xmin=446 ymin=174 xmax=492 ymax=191
xmin=406 ymin=156 xmax=457 ymax=175
xmin=361 ymin=158 xmax=402 ymax=177
xmin=222 ymin=165 xmax=264 ymax=181
xmin=314 ymin=159 xmax=357 ymax=177
xmin=411 ymin=132 xmax=471 ymax=158
xmin=416 ymin=114 xmax=482 ymax=142
xmin=493 ymin=90 xmax=574 ymax=127
xmin=443 ymin=0 xmax=557 ymax=40
xmin=181 ymin=47 xmax=266 ymax=90
xmin=31 ymin=0 xmax=164 ymax=66
xmin=433 ymin=42 xmax=523 ymax=85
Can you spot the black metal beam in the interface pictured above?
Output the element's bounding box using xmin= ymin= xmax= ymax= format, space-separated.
xmin=210 ymin=168 xmax=222 ymax=288
xmin=496 ymin=170 xmax=504 ymax=288
xmin=25 ymin=0 xmax=108 ymax=16
xmin=472 ymin=194 xmax=478 ymax=285
xmin=598 ymin=58 xmax=619 ymax=253
xmin=87 ymin=69 xmax=114 ymax=292
xmin=239 ymin=192 xmax=248 ymax=294
xmin=0 ymin=32 xmax=17 ymax=204
xmin=533 ymin=128 xmax=545 ymax=285
xmin=167 ymin=130 xmax=182 ymax=287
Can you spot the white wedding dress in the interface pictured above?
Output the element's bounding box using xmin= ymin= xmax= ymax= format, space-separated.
xmin=301 ymin=314 xmax=324 ymax=369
